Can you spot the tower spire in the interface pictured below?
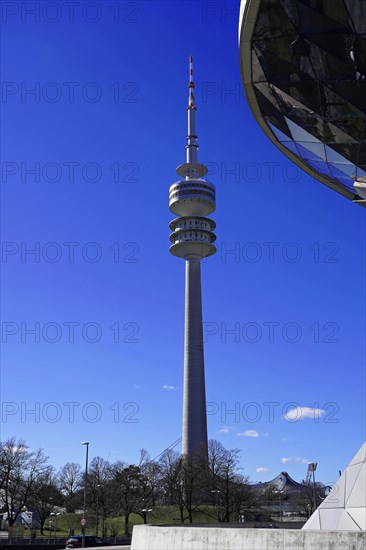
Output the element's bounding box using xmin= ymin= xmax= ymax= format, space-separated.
xmin=177 ymin=57 xmax=208 ymax=178
xmin=188 ymin=55 xmax=196 ymax=109
xmin=187 ymin=55 xmax=198 ymax=165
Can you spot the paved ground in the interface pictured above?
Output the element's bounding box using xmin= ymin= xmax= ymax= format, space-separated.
xmin=98 ymin=544 xmax=131 ymax=550
xmin=0 ymin=536 xmax=130 ymax=549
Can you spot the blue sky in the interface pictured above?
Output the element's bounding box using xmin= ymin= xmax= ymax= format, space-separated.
xmin=1 ymin=0 xmax=365 ymax=487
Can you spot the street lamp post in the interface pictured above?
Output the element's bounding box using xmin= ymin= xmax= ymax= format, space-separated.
xmin=50 ymin=512 xmax=59 ymax=542
xmin=48 ymin=498 xmax=54 ymax=541
xmin=141 ymin=506 xmax=152 ymax=525
xmin=95 ymin=484 xmax=100 ymax=536
xmin=140 ymin=497 xmax=152 ymax=524
xmin=279 ymin=490 xmax=284 ymax=524
xmin=81 ymin=441 xmax=89 ymax=548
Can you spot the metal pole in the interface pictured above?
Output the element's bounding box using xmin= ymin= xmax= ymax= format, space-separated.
xmin=279 ymin=492 xmax=282 ymax=523
xmin=96 ymin=485 xmax=100 ymax=536
xmin=82 ymin=442 xmax=89 ymax=548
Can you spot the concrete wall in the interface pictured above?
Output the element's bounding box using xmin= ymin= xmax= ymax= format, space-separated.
xmin=131 ymin=525 xmax=366 ymax=550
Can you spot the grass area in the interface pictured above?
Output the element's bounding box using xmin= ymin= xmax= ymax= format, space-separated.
xmin=8 ymin=508 xmax=305 ymax=539
xmin=11 ymin=507 xmax=220 ymax=539
xmin=56 ymin=507 xmax=218 ymax=534
xmin=57 ymin=507 xmax=219 ymax=534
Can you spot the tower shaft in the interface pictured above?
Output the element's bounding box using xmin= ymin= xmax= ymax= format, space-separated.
xmin=182 ymin=256 xmax=208 ymax=457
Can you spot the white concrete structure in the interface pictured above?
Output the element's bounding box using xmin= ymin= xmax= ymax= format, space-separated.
xmin=303 ymin=442 xmax=366 ymax=531
xmin=131 ymin=525 xmax=366 ymax=550
xmin=169 ymin=57 xmax=216 ymax=458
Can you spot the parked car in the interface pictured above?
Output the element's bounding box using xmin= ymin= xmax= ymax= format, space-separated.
xmin=66 ymin=535 xmax=111 ymax=548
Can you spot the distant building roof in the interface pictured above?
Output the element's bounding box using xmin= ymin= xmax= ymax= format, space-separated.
xmin=252 ymin=471 xmax=309 ymax=495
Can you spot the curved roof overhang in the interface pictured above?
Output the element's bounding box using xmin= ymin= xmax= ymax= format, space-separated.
xmin=239 ymin=0 xmax=366 ymax=206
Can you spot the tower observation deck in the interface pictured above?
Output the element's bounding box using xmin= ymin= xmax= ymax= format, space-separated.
xmin=169 ymin=57 xmax=216 ymax=458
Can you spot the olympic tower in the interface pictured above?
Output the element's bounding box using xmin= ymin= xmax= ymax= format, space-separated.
xmin=169 ymin=57 xmax=216 ymax=458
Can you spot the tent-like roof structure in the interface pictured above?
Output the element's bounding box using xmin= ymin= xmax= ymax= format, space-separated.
xmin=252 ymin=471 xmax=309 ymax=495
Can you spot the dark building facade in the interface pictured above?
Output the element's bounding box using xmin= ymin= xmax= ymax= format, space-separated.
xmin=239 ymin=0 xmax=366 ymax=205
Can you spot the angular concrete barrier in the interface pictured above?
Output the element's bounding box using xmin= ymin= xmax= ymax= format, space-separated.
xmin=131 ymin=525 xmax=366 ymax=550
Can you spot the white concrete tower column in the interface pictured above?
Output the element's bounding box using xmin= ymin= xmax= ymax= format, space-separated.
xmin=183 ymin=255 xmax=208 ymax=457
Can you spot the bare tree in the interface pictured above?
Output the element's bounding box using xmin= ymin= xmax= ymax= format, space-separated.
xmin=28 ymin=467 xmax=62 ymax=534
xmin=58 ymin=462 xmax=83 ymax=512
xmin=206 ymin=440 xmax=242 ymax=522
xmin=293 ymin=482 xmax=328 ymax=519
xmin=201 ymin=440 xmax=257 ymax=523
xmin=158 ymin=449 xmax=207 ymax=524
xmin=113 ymin=464 xmax=149 ymax=536
xmin=138 ymin=450 xmax=161 ymax=507
xmin=0 ymin=438 xmax=49 ymax=536
xmin=138 ymin=449 xmax=150 ymax=468
xmin=180 ymin=452 xmax=207 ymax=523
xmin=158 ymin=450 xmax=185 ymax=522
xmin=88 ymin=457 xmax=114 ymax=536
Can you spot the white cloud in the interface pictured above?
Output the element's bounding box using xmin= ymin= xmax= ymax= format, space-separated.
xmin=281 ymin=456 xmax=309 ymax=465
xmin=237 ymin=430 xmax=259 ymax=438
xmin=133 ymin=384 xmax=141 ymax=390
xmin=162 ymin=385 xmax=177 ymax=391
xmin=256 ymin=467 xmax=269 ymax=473
xmin=283 ymin=406 xmax=326 ymax=421
xmin=219 ymin=427 xmax=230 ymax=433
xmin=263 ymin=432 xmax=269 ymax=437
